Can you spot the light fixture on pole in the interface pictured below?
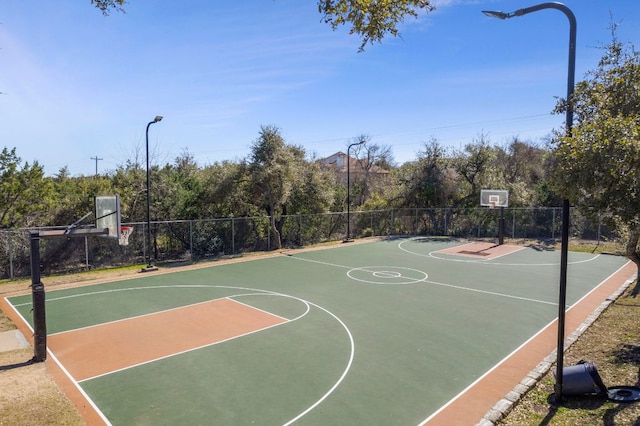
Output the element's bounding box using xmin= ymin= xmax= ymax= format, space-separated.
xmin=344 ymin=139 xmax=365 ymax=243
xmin=483 ymin=2 xmax=576 ymax=403
xmin=142 ymin=115 xmax=163 ymax=272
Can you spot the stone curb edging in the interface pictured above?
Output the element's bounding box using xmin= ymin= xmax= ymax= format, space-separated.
xmin=477 ymin=275 xmax=636 ymax=426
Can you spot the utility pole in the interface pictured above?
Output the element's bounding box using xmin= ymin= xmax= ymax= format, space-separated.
xmin=90 ymin=156 xmax=103 ymax=176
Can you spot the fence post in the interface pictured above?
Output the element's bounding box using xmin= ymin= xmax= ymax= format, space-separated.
xmin=84 ymin=236 xmax=89 ymax=270
xmin=370 ymin=211 xmax=373 ymax=235
xmin=390 ymin=210 xmax=394 ymax=235
xmin=231 ymin=217 xmax=235 ymax=254
xmin=445 ymin=209 xmax=449 ymax=236
xmin=9 ymin=231 xmax=14 ymax=279
xmin=142 ymin=222 xmax=147 ymax=264
xmin=189 ymin=220 xmax=194 ymax=262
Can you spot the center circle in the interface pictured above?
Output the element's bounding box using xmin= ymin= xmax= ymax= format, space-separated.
xmin=347 ymin=266 xmax=428 ymax=285
xmin=373 ymin=271 xmax=402 ymax=278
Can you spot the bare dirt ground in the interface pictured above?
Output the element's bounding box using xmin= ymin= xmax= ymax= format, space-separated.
xmin=1 ymin=237 xmax=636 ymax=425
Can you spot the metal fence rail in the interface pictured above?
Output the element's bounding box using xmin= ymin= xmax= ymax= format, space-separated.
xmin=0 ymin=207 xmax=620 ymax=279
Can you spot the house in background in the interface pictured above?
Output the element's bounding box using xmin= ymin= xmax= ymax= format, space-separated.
xmin=317 ymin=151 xmax=390 ymax=206
xmin=317 ymin=151 xmax=390 ymax=179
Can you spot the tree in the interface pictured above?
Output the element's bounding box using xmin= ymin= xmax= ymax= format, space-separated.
xmin=451 ymin=134 xmax=498 ymax=208
xmin=248 ymin=125 xmax=300 ymax=250
xmin=112 ymin=159 xmax=146 ymax=223
xmin=200 ymin=160 xmax=255 ymax=218
xmin=155 ymin=151 xmax=203 ymax=220
xmin=552 ymin=34 xmax=640 ymax=281
xmin=494 ymin=138 xmax=550 ymax=207
xmin=318 ymin=0 xmax=435 ymax=51
xmin=90 ymin=0 xmax=125 ymax=15
xmin=91 ymin=1 xmax=435 ymax=52
xmin=392 ymin=139 xmax=452 ymax=208
xmin=51 ymin=172 xmax=114 ymax=227
xmin=286 ymin=155 xmax=335 ymax=215
xmin=0 ymin=148 xmax=53 ymax=228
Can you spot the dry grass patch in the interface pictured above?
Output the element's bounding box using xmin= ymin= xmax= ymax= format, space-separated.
xmin=499 ymin=283 xmax=640 ymax=425
xmin=0 ymin=349 xmax=84 ymax=426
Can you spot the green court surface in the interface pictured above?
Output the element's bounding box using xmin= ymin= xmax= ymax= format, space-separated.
xmin=5 ymin=238 xmax=632 ymax=425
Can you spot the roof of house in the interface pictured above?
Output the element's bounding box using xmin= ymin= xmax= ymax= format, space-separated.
xmin=317 ymin=151 xmax=389 ymax=174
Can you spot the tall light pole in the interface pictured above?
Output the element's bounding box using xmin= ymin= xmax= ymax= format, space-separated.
xmin=344 ymin=140 xmax=365 ymax=242
xmin=483 ymin=2 xmax=576 ymax=403
xmin=143 ymin=115 xmax=163 ymax=272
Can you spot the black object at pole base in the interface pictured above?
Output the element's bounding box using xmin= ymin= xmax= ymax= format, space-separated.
xmin=607 ymin=386 xmax=640 ymax=402
xmin=31 ymin=282 xmax=47 ymax=362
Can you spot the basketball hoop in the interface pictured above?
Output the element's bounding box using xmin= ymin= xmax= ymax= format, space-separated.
xmin=488 ymin=201 xmax=496 ymax=209
xmin=119 ymin=226 xmax=134 ymax=246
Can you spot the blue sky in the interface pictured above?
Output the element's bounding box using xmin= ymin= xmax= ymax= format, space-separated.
xmin=1 ymin=1 xmax=639 ymax=176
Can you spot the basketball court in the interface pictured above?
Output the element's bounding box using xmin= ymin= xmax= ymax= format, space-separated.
xmin=1 ymin=232 xmax=635 ymax=425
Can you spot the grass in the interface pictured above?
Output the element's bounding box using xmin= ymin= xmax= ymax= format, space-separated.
xmin=498 ymin=282 xmax=640 ymax=425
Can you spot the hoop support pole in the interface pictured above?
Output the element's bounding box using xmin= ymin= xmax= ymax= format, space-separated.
xmin=29 ymin=232 xmax=47 ymax=362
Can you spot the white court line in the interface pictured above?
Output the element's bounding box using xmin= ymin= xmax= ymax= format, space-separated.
xmin=48 ymin=350 xmax=114 ymax=425
xmin=26 ymin=283 xmax=354 ymax=424
xmin=72 ymin=288 xmax=311 ymax=382
xmin=281 ymin=253 xmax=352 ymax=269
xmin=1 ymin=296 xmax=113 ymax=425
xmin=432 ymin=241 xmax=527 ymax=261
xmin=284 ymin=252 xmax=556 ymax=305
xmin=78 ymin=310 xmax=295 ymax=383
xmin=418 ymin=261 xmax=633 ymax=425
xmin=49 ymin=292 xmax=291 ymax=336
xmin=230 ymin=295 xmax=300 ymax=322
xmin=12 ymin=285 xmax=201 ymax=308
xmin=282 ymin=297 xmax=355 ymax=426
xmin=397 ymin=238 xmax=601 ymax=266
xmin=424 ymin=279 xmax=557 ymax=306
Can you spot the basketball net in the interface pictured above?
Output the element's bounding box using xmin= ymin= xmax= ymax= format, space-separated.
xmin=119 ymin=226 xmax=134 ymax=246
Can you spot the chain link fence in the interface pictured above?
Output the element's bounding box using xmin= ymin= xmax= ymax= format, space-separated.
xmin=0 ymin=207 xmax=621 ymax=279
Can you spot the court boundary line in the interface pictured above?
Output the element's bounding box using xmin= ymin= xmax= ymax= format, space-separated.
xmin=54 ymin=290 xmax=305 ymax=382
xmin=49 ymin=293 xmax=293 ymax=336
xmin=0 ymin=296 xmax=114 ymax=425
xmin=436 ymin=242 xmax=527 ymax=261
xmin=6 ymin=283 xmax=355 ymax=425
xmin=480 ymin=268 xmax=637 ymax=424
xmin=397 ymin=237 xmax=602 ymax=266
xmin=0 ymin=241 xmax=385 ymax=426
xmin=78 ymin=314 xmax=293 ymax=383
xmin=285 ymin=254 xmax=556 ymax=305
xmin=49 ymin=350 xmax=113 ymax=425
xmin=419 ymin=260 xmax=636 ymax=425
xmin=424 ymin=279 xmax=557 ymax=306
xmin=1 ymin=238 xmax=630 ymax=425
